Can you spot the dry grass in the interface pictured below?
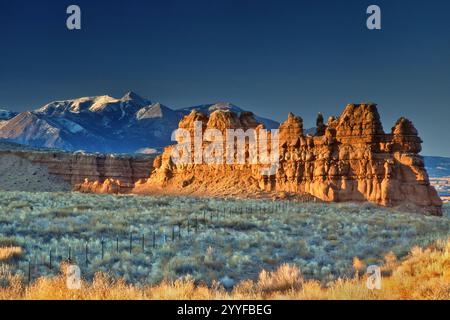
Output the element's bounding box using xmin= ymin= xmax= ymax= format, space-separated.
xmin=0 ymin=238 xmax=448 ymax=300
xmin=2 ymin=191 xmax=448 ymax=286
xmin=0 ymin=247 xmax=22 ymax=262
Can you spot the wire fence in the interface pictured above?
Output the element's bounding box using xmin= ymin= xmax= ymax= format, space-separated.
xmin=14 ymin=201 xmax=297 ymax=283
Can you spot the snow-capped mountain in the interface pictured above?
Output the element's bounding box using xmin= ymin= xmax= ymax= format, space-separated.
xmin=0 ymin=92 xmax=280 ymax=153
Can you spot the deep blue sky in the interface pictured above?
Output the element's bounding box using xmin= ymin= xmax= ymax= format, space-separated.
xmin=0 ymin=0 xmax=449 ymax=156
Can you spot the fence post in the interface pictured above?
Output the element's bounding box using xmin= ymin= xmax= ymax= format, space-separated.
xmin=187 ymin=219 xmax=190 ymax=234
xmin=68 ymin=246 xmax=71 ymax=261
xmin=195 ymin=217 xmax=198 ymax=233
xmin=49 ymin=249 xmax=52 ymax=270
xmin=172 ymin=226 xmax=175 ymax=241
xmin=85 ymin=243 xmax=89 ymax=265
xmin=153 ymin=231 xmax=156 ymax=249
xmin=129 ymin=233 xmax=132 ymax=254
xmin=101 ymin=238 xmax=104 ymax=260
xmin=28 ymin=260 xmax=31 ymax=283
xmin=178 ymin=224 xmax=181 ymax=240
xmin=142 ymin=234 xmax=145 ymax=252
xmin=116 ymin=237 xmax=119 ymax=254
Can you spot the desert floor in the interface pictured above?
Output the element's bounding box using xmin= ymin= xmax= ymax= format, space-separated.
xmin=0 ymin=192 xmax=448 ymax=289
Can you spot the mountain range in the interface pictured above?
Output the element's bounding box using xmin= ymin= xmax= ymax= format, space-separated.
xmin=0 ymin=92 xmax=279 ymax=153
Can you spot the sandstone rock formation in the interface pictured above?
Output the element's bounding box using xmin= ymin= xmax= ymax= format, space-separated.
xmin=130 ymin=104 xmax=442 ymax=215
xmin=0 ymin=143 xmax=154 ymax=193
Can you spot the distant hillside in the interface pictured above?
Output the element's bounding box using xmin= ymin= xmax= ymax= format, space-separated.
xmin=424 ymin=156 xmax=450 ymax=178
xmin=0 ymin=109 xmax=17 ymax=120
xmin=424 ymin=156 xmax=450 ymax=200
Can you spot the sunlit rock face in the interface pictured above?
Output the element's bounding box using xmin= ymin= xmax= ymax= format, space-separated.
xmin=273 ymin=103 xmax=441 ymax=214
xmin=80 ymin=103 xmax=442 ymax=215
xmin=0 ymin=143 xmax=155 ymax=194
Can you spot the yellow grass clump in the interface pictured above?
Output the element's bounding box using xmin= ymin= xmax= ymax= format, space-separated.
xmin=0 ymin=238 xmax=449 ymax=300
xmin=0 ymin=247 xmax=22 ymax=262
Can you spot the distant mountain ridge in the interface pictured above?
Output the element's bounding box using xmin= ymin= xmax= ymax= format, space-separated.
xmin=424 ymin=156 xmax=450 ymax=178
xmin=0 ymin=92 xmax=279 ymax=153
xmin=0 ymin=109 xmax=17 ymax=120
xmin=177 ymin=102 xmax=279 ymax=130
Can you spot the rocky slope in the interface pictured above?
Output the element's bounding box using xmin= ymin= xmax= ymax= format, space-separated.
xmin=0 ymin=142 xmax=154 ymax=193
xmin=0 ymin=93 xmax=278 ymax=153
xmin=104 ymin=103 xmax=442 ymax=215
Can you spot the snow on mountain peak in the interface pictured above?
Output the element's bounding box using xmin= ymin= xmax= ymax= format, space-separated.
xmin=121 ymin=91 xmax=150 ymax=106
xmin=87 ymin=95 xmax=120 ymax=112
xmin=35 ymin=95 xmax=118 ymax=115
xmin=136 ymin=102 xmax=170 ymax=120
xmin=35 ymin=92 xmax=152 ymax=115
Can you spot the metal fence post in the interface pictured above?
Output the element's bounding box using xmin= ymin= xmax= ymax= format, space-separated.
xmin=101 ymin=238 xmax=104 ymax=260
xmin=28 ymin=260 xmax=31 ymax=283
xmin=85 ymin=243 xmax=89 ymax=265
xmin=195 ymin=217 xmax=198 ymax=233
xmin=153 ymin=231 xmax=156 ymax=249
xmin=129 ymin=233 xmax=132 ymax=254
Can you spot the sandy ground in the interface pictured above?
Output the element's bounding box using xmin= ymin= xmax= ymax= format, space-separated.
xmin=0 ymin=153 xmax=71 ymax=192
xmin=131 ymin=183 xmax=319 ymax=202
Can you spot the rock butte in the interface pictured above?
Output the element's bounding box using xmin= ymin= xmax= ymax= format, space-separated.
xmin=76 ymin=103 xmax=442 ymax=216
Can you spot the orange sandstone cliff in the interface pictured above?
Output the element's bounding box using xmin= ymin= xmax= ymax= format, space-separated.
xmin=0 ymin=145 xmax=154 ymax=193
xmin=118 ymin=103 xmax=442 ymax=215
